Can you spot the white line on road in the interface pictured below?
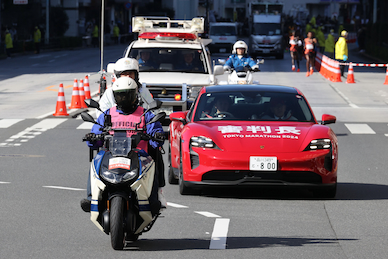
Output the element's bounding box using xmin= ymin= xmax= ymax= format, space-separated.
xmin=0 ymin=119 xmax=24 ymax=128
xmin=43 ymin=186 xmax=85 ymax=191
xmin=329 ymin=84 xmax=359 ymax=108
xmin=166 ymin=202 xmax=188 ymax=208
xmin=77 ymin=122 xmax=93 ymax=130
xmin=0 ymin=181 xmax=11 ymax=184
xmin=195 ymin=211 xmax=221 ymax=218
xmin=345 ymin=124 xmax=376 ymax=134
xmin=209 ymin=218 xmax=230 ymax=250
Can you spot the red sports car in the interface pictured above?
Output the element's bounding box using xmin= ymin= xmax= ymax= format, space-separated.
xmin=168 ymin=85 xmax=338 ymax=198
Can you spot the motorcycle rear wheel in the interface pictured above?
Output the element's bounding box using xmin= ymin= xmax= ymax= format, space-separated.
xmin=110 ymin=197 xmax=125 ymax=250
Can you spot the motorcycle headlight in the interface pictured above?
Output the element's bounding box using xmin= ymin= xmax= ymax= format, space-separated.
xmin=190 ymin=136 xmax=217 ymax=148
xmin=304 ymin=139 xmax=331 ymax=151
xmin=101 ymin=169 xmax=138 ymax=184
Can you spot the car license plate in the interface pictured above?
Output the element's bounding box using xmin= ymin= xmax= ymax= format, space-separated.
xmin=156 ymin=106 xmax=173 ymax=116
xmin=219 ymin=48 xmax=226 ymax=53
xmin=249 ymin=156 xmax=277 ymax=171
xmin=263 ymin=49 xmax=270 ymax=54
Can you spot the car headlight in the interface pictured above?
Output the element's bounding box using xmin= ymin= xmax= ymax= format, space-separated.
xmin=190 ymin=136 xmax=216 ymax=148
xmin=101 ymin=169 xmax=138 ymax=184
xmin=304 ymin=139 xmax=331 ymax=151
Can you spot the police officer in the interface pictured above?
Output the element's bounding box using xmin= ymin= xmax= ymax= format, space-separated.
xmin=223 ymin=40 xmax=259 ymax=72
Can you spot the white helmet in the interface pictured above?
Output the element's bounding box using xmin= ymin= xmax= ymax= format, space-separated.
xmin=232 ymin=40 xmax=248 ymax=54
xmin=114 ymin=58 xmax=139 ymax=78
xmin=112 ymin=77 xmax=138 ymax=113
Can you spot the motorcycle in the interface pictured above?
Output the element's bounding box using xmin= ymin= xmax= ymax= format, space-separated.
xmin=81 ymin=99 xmax=166 ymax=250
xmin=218 ymin=58 xmax=264 ymax=85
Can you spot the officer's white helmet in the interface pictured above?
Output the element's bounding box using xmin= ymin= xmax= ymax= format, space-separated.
xmin=114 ymin=58 xmax=139 ymax=78
xmin=232 ymin=40 xmax=248 ymax=54
xmin=112 ymin=77 xmax=138 ymax=112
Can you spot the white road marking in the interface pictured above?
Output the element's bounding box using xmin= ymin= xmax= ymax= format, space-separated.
xmin=195 ymin=211 xmax=221 ymax=218
xmin=166 ymin=202 xmax=188 ymax=208
xmin=43 ymin=186 xmax=85 ymax=191
xmin=0 ymin=181 xmax=11 ymax=184
xmin=0 ymin=119 xmax=24 ymax=128
xmin=36 ymin=111 xmax=57 ymax=119
xmin=385 ymin=134 xmax=388 ymax=137
xmin=329 ymin=84 xmax=359 ymax=108
xmin=209 ymin=218 xmax=230 ymax=250
xmin=0 ymin=119 xmax=67 ymax=147
xmin=345 ymin=124 xmax=376 ymax=134
xmin=77 ymin=122 xmax=93 ymax=130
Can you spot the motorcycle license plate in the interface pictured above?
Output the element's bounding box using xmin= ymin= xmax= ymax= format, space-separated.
xmin=249 ymin=156 xmax=277 ymax=171
xmin=109 ymin=157 xmax=131 ymax=170
xmin=219 ymin=48 xmax=226 ymax=53
xmin=263 ymin=49 xmax=270 ymax=54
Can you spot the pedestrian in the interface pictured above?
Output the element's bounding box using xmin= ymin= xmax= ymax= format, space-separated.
xmin=335 ymin=30 xmax=348 ymax=77
xmin=34 ymin=26 xmax=41 ymax=54
xmin=5 ymin=29 xmax=13 ymax=58
xmin=289 ymin=31 xmax=302 ymax=72
xmin=92 ymin=23 xmax=99 ymax=48
xmin=316 ymin=26 xmax=325 ymax=53
xmin=113 ymin=24 xmax=120 ymax=44
xmin=304 ymin=31 xmax=317 ymax=77
xmin=324 ymin=29 xmax=335 ymax=59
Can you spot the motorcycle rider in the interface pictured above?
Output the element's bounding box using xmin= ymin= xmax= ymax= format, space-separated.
xmin=80 ymin=77 xmax=166 ymax=213
xmin=223 ymin=40 xmax=259 ymax=72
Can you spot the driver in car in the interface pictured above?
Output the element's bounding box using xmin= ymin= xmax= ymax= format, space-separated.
xmin=138 ymin=49 xmax=158 ymax=69
xmin=201 ymin=95 xmax=233 ymax=118
xmin=261 ymin=97 xmax=297 ymax=121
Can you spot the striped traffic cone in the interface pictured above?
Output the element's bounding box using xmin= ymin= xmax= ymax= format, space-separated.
xmin=384 ymin=66 xmax=388 ymax=85
xmin=69 ymin=79 xmax=81 ymax=109
xmin=346 ymin=62 xmax=355 ymax=84
xmin=84 ymin=75 xmax=91 ymax=99
xmin=53 ymin=84 xmax=69 ymax=116
xmin=78 ymin=79 xmax=88 ymax=108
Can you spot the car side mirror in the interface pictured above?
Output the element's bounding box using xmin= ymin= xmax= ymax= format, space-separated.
xmin=214 ymin=65 xmax=224 ymax=76
xmin=170 ymin=111 xmax=187 ymax=125
xmin=321 ymin=114 xmax=336 ymax=125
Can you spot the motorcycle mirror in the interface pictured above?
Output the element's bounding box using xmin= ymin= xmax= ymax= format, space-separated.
xmin=84 ymin=99 xmax=101 ymax=110
xmin=257 ymin=59 xmax=265 ymax=64
xmin=146 ymin=112 xmax=166 ymax=125
xmin=81 ymin=112 xmax=97 ymax=124
xmin=218 ymin=59 xmax=226 ymax=65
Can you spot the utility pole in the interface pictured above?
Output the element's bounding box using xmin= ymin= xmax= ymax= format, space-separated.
xmin=100 ymin=0 xmax=104 ymax=72
xmin=373 ymin=0 xmax=377 ymax=23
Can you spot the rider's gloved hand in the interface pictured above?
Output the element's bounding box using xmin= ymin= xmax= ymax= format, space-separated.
xmin=85 ymin=133 xmax=96 ymax=141
xmin=253 ymin=67 xmax=260 ymax=72
xmin=154 ymin=132 xmax=166 ymax=141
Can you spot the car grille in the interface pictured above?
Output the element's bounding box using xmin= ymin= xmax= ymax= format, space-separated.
xmin=202 ymin=170 xmax=322 ymax=184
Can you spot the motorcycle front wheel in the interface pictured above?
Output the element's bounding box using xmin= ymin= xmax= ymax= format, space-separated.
xmin=110 ymin=196 xmax=125 ymax=250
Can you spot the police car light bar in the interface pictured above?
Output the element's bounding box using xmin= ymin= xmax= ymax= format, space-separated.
xmin=138 ymin=32 xmax=197 ymax=40
xmin=132 ymin=17 xmax=204 ymax=35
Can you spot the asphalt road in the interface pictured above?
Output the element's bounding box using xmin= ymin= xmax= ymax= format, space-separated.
xmin=1 ymin=43 xmax=388 ymax=258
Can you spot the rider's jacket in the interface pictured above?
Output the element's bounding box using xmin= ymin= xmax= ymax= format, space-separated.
xmin=88 ymin=105 xmax=163 ymax=150
xmin=223 ymin=54 xmax=258 ymax=71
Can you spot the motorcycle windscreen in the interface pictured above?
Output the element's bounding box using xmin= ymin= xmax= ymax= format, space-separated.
xmin=105 ymin=131 xmax=133 ymax=157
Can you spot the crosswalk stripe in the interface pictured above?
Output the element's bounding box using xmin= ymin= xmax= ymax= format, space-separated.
xmin=195 ymin=211 xmax=221 ymax=218
xmin=345 ymin=124 xmax=376 ymax=134
xmin=0 ymin=119 xmax=24 ymax=128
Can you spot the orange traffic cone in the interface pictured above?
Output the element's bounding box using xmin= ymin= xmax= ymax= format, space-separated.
xmin=53 ymin=84 xmax=69 ymax=116
xmin=78 ymin=79 xmax=88 ymax=108
xmin=84 ymin=75 xmax=91 ymax=99
xmin=384 ymin=66 xmax=388 ymax=85
xmin=69 ymin=79 xmax=81 ymax=109
xmin=346 ymin=62 xmax=355 ymax=84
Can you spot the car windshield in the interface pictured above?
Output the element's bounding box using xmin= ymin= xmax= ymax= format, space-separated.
xmin=253 ymin=23 xmax=281 ymax=36
xmin=210 ymin=26 xmax=237 ymax=36
xmin=128 ymin=48 xmax=207 ymax=73
xmin=194 ymin=91 xmax=314 ymax=122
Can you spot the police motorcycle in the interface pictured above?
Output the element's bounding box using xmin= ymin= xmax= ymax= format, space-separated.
xmin=218 ymin=58 xmax=264 ymax=85
xmin=81 ymin=99 xmax=166 ymax=250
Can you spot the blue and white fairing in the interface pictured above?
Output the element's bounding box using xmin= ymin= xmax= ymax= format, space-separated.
xmin=89 ymin=149 xmax=156 ymax=233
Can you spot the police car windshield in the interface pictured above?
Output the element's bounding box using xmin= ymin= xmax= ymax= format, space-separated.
xmin=194 ymin=91 xmax=314 ymax=122
xmin=128 ymin=48 xmax=207 ymax=73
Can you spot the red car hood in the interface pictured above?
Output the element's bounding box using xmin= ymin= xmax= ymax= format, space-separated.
xmin=195 ymin=121 xmax=315 ymax=153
